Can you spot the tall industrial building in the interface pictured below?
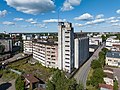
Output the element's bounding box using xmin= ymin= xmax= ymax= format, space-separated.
xmin=74 ymin=33 xmax=89 ymax=68
xmin=58 ymin=22 xmax=74 ymax=73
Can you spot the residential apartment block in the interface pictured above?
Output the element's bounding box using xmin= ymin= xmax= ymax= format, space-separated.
xmin=58 ymin=22 xmax=74 ymax=73
xmin=74 ymin=36 xmax=89 ymax=68
xmin=0 ymin=39 xmax=12 ymax=52
xmin=23 ymin=40 xmax=33 ymax=54
xmin=89 ymin=37 xmax=102 ymax=45
xmin=33 ymin=41 xmax=58 ymax=68
xmin=106 ymin=51 xmax=120 ymax=67
xmin=106 ymin=38 xmax=120 ymax=51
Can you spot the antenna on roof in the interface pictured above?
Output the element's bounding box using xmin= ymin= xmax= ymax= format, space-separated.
xmin=58 ymin=7 xmax=61 ymax=25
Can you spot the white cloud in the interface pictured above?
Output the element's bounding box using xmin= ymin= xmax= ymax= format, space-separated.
xmin=31 ymin=21 xmax=37 ymax=24
xmin=85 ymin=19 xmax=105 ymax=25
xmin=14 ymin=18 xmax=24 ymax=21
xmin=43 ymin=19 xmax=66 ymax=23
xmin=35 ymin=24 xmax=46 ymax=28
xmin=116 ymin=9 xmax=120 ymax=14
xmin=96 ymin=14 xmax=104 ymax=19
xmin=75 ymin=23 xmax=84 ymax=27
xmin=110 ymin=20 xmax=119 ymax=23
xmin=0 ymin=10 xmax=7 ymax=17
xmin=61 ymin=1 xmax=74 ymax=11
xmin=25 ymin=18 xmax=38 ymax=24
xmin=5 ymin=0 xmax=55 ymax=15
xmin=111 ymin=23 xmax=120 ymax=26
xmin=26 ymin=18 xmax=34 ymax=22
xmin=74 ymin=13 xmax=93 ymax=21
xmin=51 ymin=11 xmax=56 ymax=13
xmin=61 ymin=0 xmax=81 ymax=11
xmin=107 ymin=17 xmax=116 ymax=20
xmin=2 ymin=21 xmax=15 ymax=25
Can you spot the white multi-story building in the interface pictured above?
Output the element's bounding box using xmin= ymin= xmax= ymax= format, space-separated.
xmin=58 ymin=22 xmax=74 ymax=73
xmin=23 ymin=34 xmax=33 ymax=54
xmin=106 ymin=51 xmax=120 ymax=67
xmin=106 ymin=38 xmax=120 ymax=51
xmin=89 ymin=37 xmax=102 ymax=45
xmin=23 ymin=40 xmax=33 ymax=54
xmin=74 ymin=36 xmax=89 ymax=68
xmin=33 ymin=41 xmax=58 ymax=68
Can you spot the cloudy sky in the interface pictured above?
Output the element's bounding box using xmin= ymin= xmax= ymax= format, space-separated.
xmin=0 ymin=0 xmax=120 ymax=33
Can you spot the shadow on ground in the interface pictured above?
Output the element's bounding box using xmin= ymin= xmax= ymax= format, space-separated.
xmin=0 ymin=82 xmax=12 ymax=90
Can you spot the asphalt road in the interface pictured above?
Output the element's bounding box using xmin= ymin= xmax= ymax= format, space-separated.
xmin=74 ymin=44 xmax=104 ymax=89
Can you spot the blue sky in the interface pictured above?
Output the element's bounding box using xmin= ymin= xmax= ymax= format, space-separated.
xmin=0 ymin=0 xmax=120 ymax=33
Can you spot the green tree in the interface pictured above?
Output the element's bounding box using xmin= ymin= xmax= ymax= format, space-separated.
xmin=101 ymin=35 xmax=107 ymax=42
xmin=46 ymin=70 xmax=84 ymax=90
xmin=114 ymin=80 xmax=118 ymax=90
xmin=46 ymin=80 xmax=55 ymax=90
xmin=102 ymin=48 xmax=109 ymax=55
xmin=98 ymin=51 xmax=105 ymax=67
xmin=15 ymin=76 xmax=25 ymax=90
xmin=91 ymin=60 xmax=102 ymax=69
xmin=76 ymin=83 xmax=84 ymax=90
xmin=66 ymin=78 xmax=77 ymax=90
xmin=90 ymin=68 xmax=104 ymax=87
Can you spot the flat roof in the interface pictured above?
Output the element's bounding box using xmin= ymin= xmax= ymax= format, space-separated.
xmin=106 ymin=51 xmax=120 ymax=58
xmin=99 ymin=84 xmax=113 ymax=89
xmin=33 ymin=41 xmax=58 ymax=46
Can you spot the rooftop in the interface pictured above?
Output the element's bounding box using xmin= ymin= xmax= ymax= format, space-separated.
xmin=33 ymin=41 xmax=58 ymax=46
xmin=23 ymin=74 xmax=39 ymax=83
xmin=106 ymin=51 xmax=120 ymax=58
xmin=104 ymin=72 xmax=113 ymax=79
xmin=99 ymin=84 xmax=113 ymax=90
xmin=104 ymin=67 xmax=113 ymax=72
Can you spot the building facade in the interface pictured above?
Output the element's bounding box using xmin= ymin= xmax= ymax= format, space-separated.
xmin=33 ymin=41 xmax=58 ymax=68
xmin=89 ymin=37 xmax=102 ymax=45
xmin=106 ymin=51 xmax=120 ymax=67
xmin=74 ymin=36 xmax=89 ymax=68
xmin=0 ymin=39 xmax=12 ymax=52
xmin=58 ymin=22 xmax=74 ymax=73
xmin=23 ymin=40 xmax=33 ymax=54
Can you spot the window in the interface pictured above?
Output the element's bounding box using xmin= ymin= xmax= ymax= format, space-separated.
xmin=65 ymin=65 xmax=69 ymax=67
xmin=108 ymin=59 xmax=112 ymax=61
xmin=65 ymin=36 xmax=69 ymax=38
xmin=65 ymin=45 xmax=69 ymax=47
xmin=65 ymin=62 xmax=69 ymax=64
xmin=65 ymin=54 xmax=69 ymax=56
xmin=114 ymin=60 xmax=118 ymax=62
xmin=65 ymin=41 xmax=69 ymax=43
xmin=65 ymin=58 xmax=69 ymax=60
xmin=65 ymin=50 xmax=69 ymax=52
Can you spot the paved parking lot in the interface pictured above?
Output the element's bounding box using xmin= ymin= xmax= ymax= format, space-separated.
xmin=0 ymin=79 xmax=15 ymax=90
xmin=113 ymin=68 xmax=120 ymax=90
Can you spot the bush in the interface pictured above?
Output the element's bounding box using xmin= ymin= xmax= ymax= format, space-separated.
xmin=91 ymin=60 xmax=102 ymax=69
xmin=15 ymin=76 xmax=25 ymax=90
xmin=114 ymin=80 xmax=118 ymax=90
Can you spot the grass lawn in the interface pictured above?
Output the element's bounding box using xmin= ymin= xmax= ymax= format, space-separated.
xmin=7 ymin=58 xmax=56 ymax=82
xmin=87 ymin=68 xmax=94 ymax=81
xmin=0 ymin=69 xmax=18 ymax=82
xmin=86 ymin=68 xmax=97 ymax=90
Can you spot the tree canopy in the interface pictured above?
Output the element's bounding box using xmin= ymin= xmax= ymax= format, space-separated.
xmin=46 ymin=70 xmax=83 ymax=90
xmin=15 ymin=76 xmax=25 ymax=90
